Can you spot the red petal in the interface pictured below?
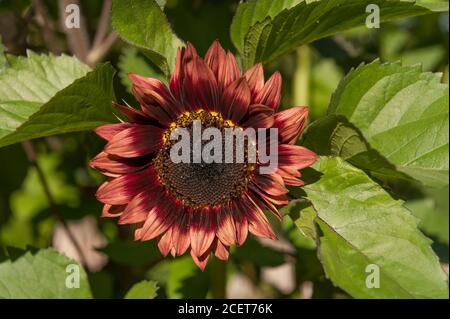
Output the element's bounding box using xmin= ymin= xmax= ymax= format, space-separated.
xmin=189 ymin=207 xmax=217 ymax=257
xmin=214 ymin=240 xmax=230 ymax=261
xmin=170 ymin=44 xmax=198 ymax=101
xmin=243 ymin=195 xmax=277 ymax=240
xmin=204 ymin=40 xmax=227 ymax=83
xmin=254 ymin=72 xmax=282 ymax=110
xmin=183 ymin=56 xmax=220 ymax=111
xmin=216 ymin=206 xmax=236 ymax=246
xmin=244 ymin=63 xmax=264 ymax=100
xmin=172 ymin=210 xmax=191 ymax=256
xmin=90 ymin=152 xmax=150 ymax=176
xmin=158 ymin=226 xmax=173 ymax=257
xmin=105 ymin=124 xmax=164 ymax=158
xmin=231 ymin=200 xmax=248 ymax=246
xmin=221 ymin=77 xmax=251 ymax=123
xmin=190 ymin=248 xmax=211 ymax=271
xmin=119 ymin=188 xmax=164 ymax=224
xmin=278 ymin=144 xmax=317 ymax=170
xmin=136 ymin=198 xmax=180 ymax=241
xmin=241 ymin=104 xmax=274 ymax=128
xmin=102 ymin=204 xmax=126 ymax=218
xmin=217 ymin=51 xmax=241 ymax=89
xmin=95 ymin=123 xmax=131 ymax=141
xmin=277 ymin=167 xmax=304 ymax=186
xmin=113 ymin=103 xmax=152 ymax=124
xmin=274 ymin=106 xmax=308 ymax=144
xmin=129 ymin=73 xmax=182 ymax=118
xmin=95 ymin=168 xmax=157 ymax=205
xmin=252 ymin=173 xmax=288 ymax=197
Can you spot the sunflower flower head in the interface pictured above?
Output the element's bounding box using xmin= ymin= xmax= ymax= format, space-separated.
xmin=91 ymin=41 xmax=317 ymax=270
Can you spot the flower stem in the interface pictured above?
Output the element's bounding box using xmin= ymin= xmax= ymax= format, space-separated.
xmin=293 ymin=45 xmax=311 ymax=107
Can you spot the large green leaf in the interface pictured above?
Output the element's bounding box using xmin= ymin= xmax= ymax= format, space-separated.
xmin=0 ymin=52 xmax=116 ymax=148
xmin=112 ymin=0 xmax=184 ymax=76
xmin=304 ymin=157 xmax=448 ymax=298
xmin=0 ymin=248 xmax=92 ymax=298
xmin=124 ymin=280 xmax=159 ymax=299
xmin=301 ymin=115 xmax=416 ymax=183
xmin=230 ymin=0 xmax=448 ymax=68
xmin=329 ymin=60 xmax=448 ymax=187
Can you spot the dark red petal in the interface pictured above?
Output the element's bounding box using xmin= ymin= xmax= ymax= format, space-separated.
xmin=241 ymin=104 xmax=274 ymax=128
xmin=170 ymin=43 xmax=199 ymax=102
xmin=214 ymin=239 xmax=230 ymax=261
xmin=136 ymin=197 xmax=180 ymax=241
xmin=243 ymin=195 xmax=277 ymax=240
xmin=113 ymin=103 xmax=152 ymax=124
xmin=129 ymin=73 xmax=183 ymax=118
xmin=172 ymin=210 xmax=191 ymax=256
xmin=244 ymin=63 xmax=264 ymax=99
xmin=183 ymin=56 xmax=220 ymax=111
xmin=216 ymin=206 xmax=236 ymax=246
xmin=278 ymin=144 xmax=317 ymax=170
xmin=274 ymin=106 xmax=309 ymax=144
xmin=190 ymin=247 xmax=211 ymax=271
xmin=189 ymin=207 xmax=217 ymax=257
xmin=95 ymin=167 xmax=157 ymax=205
xmin=252 ymin=173 xmax=288 ymax=197
xmin=204 ymin=40 xmax=227 ymax=82
xmin=169 ymin=47 xmax=185 ymax=101
xmin=90 ymin=152 xmax=150 ymax=176
xmin=102 ymin=204 xmax=126 ymax=218
xmin=221 ymin=77 xmax=251 ymax=123
xmin=119 ymin=188 xmax=164 ymax=224
xmin=231 ymin=200 xmax=248 ymax=246
xmin=158 ymin=225 xmax=174 ymax=257
xmin=217 ymin=51 xmax=241 ymax=89
xmin=254 ymin=72 xmax=282 ymax=110
xmin=95 ymin=123 xmax=131 ymax=141
xmin=105 ymin=124 xmax=164 ymax=158
xmin=277 ymin=167 xmax=304 ymax=186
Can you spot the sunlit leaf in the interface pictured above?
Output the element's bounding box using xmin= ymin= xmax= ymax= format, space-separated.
xmin=230 ymin=0 xmax=448 ymax=68
xmin=305 ymin=157 xmax=448 ymax=298
xmin=0 ymin=248 xmax=92 ymax=298
xmin=112 ymin=0 xmax=184 ymax=76
xmin=124 ymin=280 xmax=159 ymax=299
xmin=329 ymin=60 xmax=448 ymax=187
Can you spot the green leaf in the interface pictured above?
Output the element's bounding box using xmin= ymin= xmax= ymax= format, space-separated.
xmin=281 ymin=199 xmax=318 ymax=241
xmin=0 ymin=40 xmax=7 ymax=73
xmin=124 ymin=280 xmax=159 ymax=299
xmin=230 ymin=0 xmax=448 ymax=68
xmin=329 ymin=60 xmax=448 ymax=187
xmin=305 ymin=157 xmax=448 ymax=299
xmin=112 ymin=0 xmax=184 ymax=76
xmin=406 ymin=187 xmax=449 ymax=245
xmin=118 ymin=47 xmax=166 ymax=94
xmin=0 ymin=248 xmax=92 ymax=298
xmin=167 ymin=256 xmax=209 ymax=298
xmin=0 ymin=52 xmax=116 ymax=148
xmin=301 ymin=115 xmax=415 ymax=183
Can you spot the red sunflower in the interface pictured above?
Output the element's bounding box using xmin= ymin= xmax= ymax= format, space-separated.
xmin=91 ymin=41 xmax=317 ymax=270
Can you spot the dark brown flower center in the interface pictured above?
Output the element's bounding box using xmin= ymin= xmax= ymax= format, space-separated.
xmin=154 ymin=110 xmax=255 ymax=208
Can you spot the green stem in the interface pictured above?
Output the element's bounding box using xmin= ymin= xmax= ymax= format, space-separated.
xmin=293 ymin=45 xmax=311 ymax=106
